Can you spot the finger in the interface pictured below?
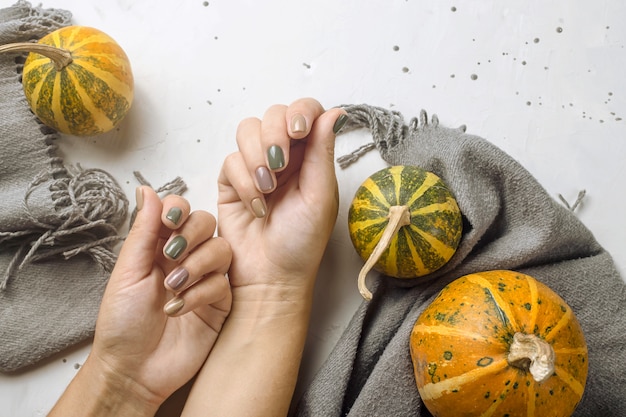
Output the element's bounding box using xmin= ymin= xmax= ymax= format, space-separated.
xmin=162 ymin=210 xmax=217 ymax=262
xmin=300 ymin=108 xmax=348 ymax=201
xmin=164 ymin=236 xmax=231 ymax=293
xmin=284 ymin=97 xmax=325 ymax=140
xmin=112 ymin=186 xmax=163 ymax=285
xmin=218 ymin=152 xmax=267 ymax=219
xmin=260 ymin=104 xmax=290 ymax=173
xmin=163 ymin=272 xmax=232 ymax=319
xmin=236 ymin=116 xmax=276 ymax=194
xmin=160 ymin=194 xmax=191 ymax=230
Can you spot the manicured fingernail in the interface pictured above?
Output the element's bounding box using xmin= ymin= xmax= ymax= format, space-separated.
xmin=267 ymin=145 xmax=285 ymax=170
xmin=165 ymin=266 xmax=189 ymax=291
xmin=250 ymin=197 xmax=267 ymax=218
xmin=135 ymin=187 xmax=144 ymax=211
xmin=333 ymin=114 xmax=349 ymax=134
xmin=255 ymin=166 xmax=274 ymax=192
xmin=291 ymin=113 xmax=306 ymax=133
xmin=164 ymin=297 xmax=185 ymax=316
xmin=164 ymin=235 xmax=187 ymax=259
xmin=166 ymin=207 xmax=183 ymax=225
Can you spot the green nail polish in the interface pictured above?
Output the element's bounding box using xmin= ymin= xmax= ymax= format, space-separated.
xmin=164 ymin=235 xmax=187 ymax=259
xmin=166 ymin=207 xmax=183 ymax=225
xmin=267 ymin=145 xmax=285 ymax=170
xmin=333 ymin=114 xmax=349 ymax=134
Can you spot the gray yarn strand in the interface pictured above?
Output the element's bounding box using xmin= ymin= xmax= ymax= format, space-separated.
xmin=336 ymin=104 xmax=459 ymax=169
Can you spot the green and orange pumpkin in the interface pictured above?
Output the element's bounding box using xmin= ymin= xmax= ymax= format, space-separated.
xmin=0 ymin=25 xmax=133 ymax=136
xmin=348 ymin=165 xmax=462 ymax=299
xmin=410 ymin=270 xmax=588 ymax=417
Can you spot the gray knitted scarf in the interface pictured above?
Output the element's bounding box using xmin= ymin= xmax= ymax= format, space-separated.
xmin=294 ymin=105 xmax=626 ymax=416
xmin=0 ymin=1 xmax=128 ymax=372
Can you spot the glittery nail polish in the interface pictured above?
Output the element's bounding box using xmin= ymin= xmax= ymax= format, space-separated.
xmin=164 ymin=235 xmax=187 ymax=259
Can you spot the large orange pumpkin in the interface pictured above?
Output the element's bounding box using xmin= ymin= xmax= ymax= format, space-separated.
xmin=0 ymin=26 xmax=133 ymax=136
xmin=410 ymin=270 xmax=588 ymax=417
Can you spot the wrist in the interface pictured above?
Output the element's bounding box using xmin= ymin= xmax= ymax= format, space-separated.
xmin=229 ymin=279 xmax=314 ymax=321
xmin=49 ymin=354 xmax=161 ymax=417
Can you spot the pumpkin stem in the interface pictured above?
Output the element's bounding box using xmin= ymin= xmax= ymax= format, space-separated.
xmin=0 ymin=42 xmax=72 ymax=70
xmin=507 ymin=332 xmax=555 ymax=383
xmin=357 ymin=205 xmax=411 ymax=300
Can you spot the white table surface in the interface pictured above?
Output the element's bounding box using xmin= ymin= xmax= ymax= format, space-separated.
xmin=1 ymin=0 xmax=625 ymax=415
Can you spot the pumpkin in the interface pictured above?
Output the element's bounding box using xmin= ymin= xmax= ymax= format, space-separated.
xmin=0 ymin=25 xmax=133 ymax=136
xmin=410 ymin=270 xmax=588 ymax=417
xmin=348 ymin=165 xmax=462 ymax=299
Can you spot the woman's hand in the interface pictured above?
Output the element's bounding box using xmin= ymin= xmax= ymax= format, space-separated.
xmin=180 ymin=98 xmax=347 ymax=417
xmin=49 ymin=187 xmax=232 ymax=416
xmin=218 ymin=97 xmax=347 ymax=295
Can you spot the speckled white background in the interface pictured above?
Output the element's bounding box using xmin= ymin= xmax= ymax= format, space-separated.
xmin=1 ymin=0 xmax=624 ymax=415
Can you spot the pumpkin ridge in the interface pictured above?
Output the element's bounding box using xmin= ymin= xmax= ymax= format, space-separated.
xmin=62 ymin=27 xmax=99 ymax=50
xmin=385 ymin=234 xmax=400 ymax=276
xmin=23 ymin=63 xmax=51 ymax=109
xmin=554 ymin=365 xmax=585 ymax=397
xmin=410 ymin=201 xmax=458 ymax=217
xmin=411 ymin=323 xmax=489 ymax=341
xmin=66 ymin=64 xmax=127 ymax=131
xmin=60 ymin=70 xmax=98 ymax=135
xmin=419 ymin=358 xmax=508 ymax=401
xmin=59 ymin=26 xmax=80 ymax=48
xmin=68 ymin=35 xmax=107 ymax=51
xmin=400 ymin=227 xmax=427 ymax=275
xmin=363 ymin=178 xmax=393 ymax=209
xmin=408 ymin=225 xmax=455 ymax=264
xmin=392 ymin=166 xmax=403 ymax=205
xmin=73 ymin=58 xmax=133 ymax=99
xmin=403 ymin=173 xmax=439 ymax=208
xmin=350 ymin=218 xmax=386 ymax=257
xmin=31 ymin=69 xmax=54 ymax=128
xmin=543 ymin=307 xmax=573 ymax=342
xmin=47 ymin=70 xmax=64 ymax=132
xmin=480 ymin=391 xmax=507 ymax=417
xmin=525 ymin=274 xmax=539 ymax=332
xmin=467 ymin=274 xmax=519 ymax=330
xmin=397 ymin=227 xmax=439 ymax=276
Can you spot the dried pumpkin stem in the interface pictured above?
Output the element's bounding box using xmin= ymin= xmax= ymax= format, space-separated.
xmin=357 ymin=205 xmax=411 ymax=300
xmin=507 ymin=332 xmax=555 ymax=383
xmin=0 ymin=42 xmax=72 ymax=70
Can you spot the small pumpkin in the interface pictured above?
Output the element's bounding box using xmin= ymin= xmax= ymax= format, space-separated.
xmin=0 ymin=25 xmax=133 ymax=136
xmin=348 ymin=165 xmax=462 ymax=299
xmin=410 ymin=270 xmax=588 ymax=417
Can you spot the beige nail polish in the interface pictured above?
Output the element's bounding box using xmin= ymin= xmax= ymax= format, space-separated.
xmin=251 ymin=197 xmax=267 ymax=218
xmin=164 ymin=297 xmax=184 ymax=316
xmin=291 ymin=113 xmax=306 ymax=133
xmin=135 ymin=187 xmax=144 ymax=211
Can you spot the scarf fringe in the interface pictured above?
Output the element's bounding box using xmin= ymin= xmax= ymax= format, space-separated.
xmin=335 ymin=104 xmax=466 ymax=169
xmin=1 ymin=165 xmax=128 ymax=291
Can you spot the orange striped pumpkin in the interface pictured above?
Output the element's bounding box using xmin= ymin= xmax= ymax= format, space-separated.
xmin=348 ymin=165 xmax=462 ymax=299
xmin=410 ymin=270 xmax=588 ymax=417
xmin=20 ymin=26 xmax=134 ymax=136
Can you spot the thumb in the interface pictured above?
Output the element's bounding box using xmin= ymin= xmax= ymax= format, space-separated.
xmin=112 ymin=186 xmax=163 ymax=285
xmin=300 ymin=108 xmax=347 ymax=191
